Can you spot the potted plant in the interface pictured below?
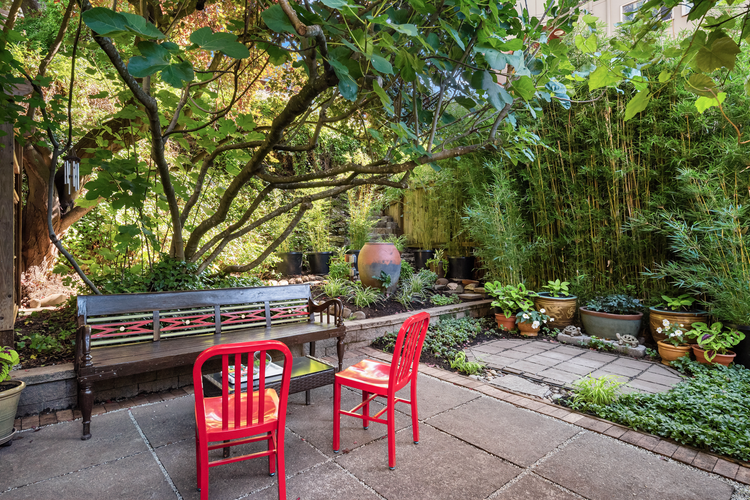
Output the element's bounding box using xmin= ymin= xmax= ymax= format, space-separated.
xmin=655 ymin=319 xmax=692 ymax=366
xmin=306 ymin=201 xmax=333 ymax=275
xmin=686 ymin=322 xmax=746 ymax=366
xmin=276 ymin=234 xmax=304 ymax=276
xmin=580 ymin=294 xmax=643 ymax=341
xmin=485 ymin=282 xmax=535 ymax=331
xmin=358 ymin=242 xmax=402 ymax=293
xmin=0 ymin=346 xmax=24 ymax=446
xmin=533 ymin=279 xmax=577 ymax=329
xmin=516 ymin=308 xmax=553 ymax=337
xmin=648 ymin=294 xmax=708 ymax=343
xmin=425 ymin=249 xmax=448 ymax=279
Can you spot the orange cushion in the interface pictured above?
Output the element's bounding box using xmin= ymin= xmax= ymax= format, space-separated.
xmin=203 ymin=389 xmax=279 ymax=431
xmin=335 ymin=359 xmax=392 ymax=389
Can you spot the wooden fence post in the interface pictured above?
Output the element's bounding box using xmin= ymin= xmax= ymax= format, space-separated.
xmin=0 ymin=122 xmax=15 ymax=347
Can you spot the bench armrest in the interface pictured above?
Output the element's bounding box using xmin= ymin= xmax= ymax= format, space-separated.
xmin=309 ymin=297 xmax=345 ymax=327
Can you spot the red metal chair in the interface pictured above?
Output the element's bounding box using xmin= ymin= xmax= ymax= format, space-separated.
xmin=333 ymin=311 xmax=430 ymax=469
xmin=193 ymin=340 xmax=292 ymax=500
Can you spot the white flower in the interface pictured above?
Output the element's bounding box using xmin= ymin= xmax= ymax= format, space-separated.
xmin=680 ymin=324 xmax=685 ymax=328
xmin=662 ymin=319 xmax=670 ymax=327
xmin=550 ymin=318 xmax=555 ymax=322
xmin=540 ymin=308 xmax=546 ymax=314
xmin=656 ymin=327 xmax=663 ymax=333
xmin=523 ymin=313 xmax=530 ymax=319
xmin=532 ymin=321 xmax=540 ymax=329
xmin=675 ymin=329 xmax=683 ymax=336
xmin=543 ymin=320 xmax=548 ymax=323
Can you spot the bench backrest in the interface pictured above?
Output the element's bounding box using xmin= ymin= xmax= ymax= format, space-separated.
xmin=78 ymin=284 xmax=314 ymax=347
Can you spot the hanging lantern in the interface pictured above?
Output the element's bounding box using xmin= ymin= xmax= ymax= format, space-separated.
xmin=62 ymin=149 xmax=80 ymax=195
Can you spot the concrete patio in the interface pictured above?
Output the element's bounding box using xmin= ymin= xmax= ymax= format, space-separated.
xmin=0 ymin=346 xmax=747 ymax=500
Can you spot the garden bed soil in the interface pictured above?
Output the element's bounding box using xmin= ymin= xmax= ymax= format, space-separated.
xmin=13 ymin=303 xmax=78 ymax=369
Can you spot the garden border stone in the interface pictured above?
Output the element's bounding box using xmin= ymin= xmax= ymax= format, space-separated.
xmin=558 ymin=332 xmax=646 ymax=357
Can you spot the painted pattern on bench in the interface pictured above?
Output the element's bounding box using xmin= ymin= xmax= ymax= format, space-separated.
xmin=88 ymin=299 xmax=311 ymax=347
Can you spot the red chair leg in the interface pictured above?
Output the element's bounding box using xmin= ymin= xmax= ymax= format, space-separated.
xmin=387 ymin=399 xmax=396 ymax=470
xmin=362 ymin=391 xmax=370 ymax=429
xmin=276 ymin=429 xmax=287 ymax=500
xmin=195 ymin=429 xmax=201 ymax=490
xmin=198 ymin=442 xmax=210 ymax=500
xmin=410 ymin=382 xmax=419 ymax=444
xmin=333 ymin=380 xmax=341 ymax=453
xmin=268 ymin=431 xmax=277 ymax=476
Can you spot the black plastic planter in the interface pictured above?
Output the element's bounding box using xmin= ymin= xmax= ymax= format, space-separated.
xmin=735 ymin=325 xmax=750 ymax=368
xmin=447 ymin=256 xmax=475 ymax=280
xmin=412 ymin=250 xmax=435 ymax=271
xmin=307 ymin=252 xmax=333 ymax=275
xmin=276 ymin=252 xmax=303 ymax=276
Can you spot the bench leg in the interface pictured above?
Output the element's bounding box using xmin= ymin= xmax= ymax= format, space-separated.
xmin=305 ymin=389 xmax=311 ymax=405
xmin=79 ymin=381 xmax=94 ymax=440
xmin=337 ymin=336 xmax=344 ymax=372
xmin=309 ymin=341 xmax=315 ymax=357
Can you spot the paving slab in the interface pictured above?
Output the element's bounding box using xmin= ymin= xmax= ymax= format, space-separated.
xmin=550 ymin=345 xmax=588 ymax=355
xmin=335 ymin=424 xmax=521 ymax=500
xmin=511 ymin=344 xmax=556 ymax=355
xmin=0 ymin=452 xmax=174 ymax=500
xmin=0 ymin=411 xmax=148 ymax=491
xmin=609 ymin=357 xmax=652 ymax=369
xmin=284 ymin=385 xmax=411 ymax=457
xmin=523 ymin=354 xmax=561 ymax=366
xmin=535 ymin=368 xmax=579 ymax=384
xmin=498 ymin=349 xmax=533 ymax=360
xmin=395 ymin=374 xmax=480 ymax=418
xmin=427 ymin=397 xmax=580 ymax=467
xmin=553 ymin=362 xmax=594 ymax=376
xmin=131 ymin=395 xmax=195 ymax=448
xmin=627 ymin=378 xmax=673 ymax=394
xmin=493 ymin=474 xmax=580 ymax=500
xmin=505 ymin=360 xmax=549 ymax=375
xmin=598 ymin=363 xmax=644 ymax=377
xmin=636 ymin=370 xmax=683 ymax=386
xmin=156 ymin=428 xmax=326 ymax=500
xmin=248 ymin=462 xmax=382 ymax=500
xmin=473 ymin=340 xmax=530 ymax=352
xmin=577 ymin=351 xmax=619 ymax=362
xmin=489 ymin=375 xmax=549 ymax=397
xmin=535 ymin=432 xmax=735 ymax=500
xmin=534 ymin=350 xmax=578 ymax=362
xmin=478 ymin=354 xmax=522 ymax=367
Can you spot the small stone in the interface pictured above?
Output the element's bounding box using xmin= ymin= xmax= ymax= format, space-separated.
xmin=464 ymin=283 xmax=476 ymax=291
xmin=352 ymin=311 xmax=366 ymax=320
xmin=342 ymin=307 xmax=352 ymax=318
xmin=301 ymin=275 xmax=311 ymax=282
xmin=29 ymin=298 xmax=41 ymax=308
xmin=434 ymin=284 xmax=447 ymax=291
xmin=278 ymin=280 xmax=289 ymax=286
xmin=447 ymin=283 xmax=458 ymax=290
xmin=436 ymin=278 xmax=449 ymax=285
xmin=268 ymin=280 xmax=279 ymax=286
xmin=39 ymin=293 xmax=68 ymax=307
xmin=469 ymin=375 xmax=481 ymax=380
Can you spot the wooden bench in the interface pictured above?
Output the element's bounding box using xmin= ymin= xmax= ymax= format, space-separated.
xmin=75 ymin=284 xmax=344 ymax=440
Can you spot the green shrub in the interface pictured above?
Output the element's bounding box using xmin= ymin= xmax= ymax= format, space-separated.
xmin=327 ymin=248 xmax=351 ymax=280
xmin=430 ymin=294 xmax=459 ymax=306
xmin=449 ymin=351 xmax=485 ymax=375
xmin=322 ymin=278 xmax=349 ymax=298
xmin=376 ymin=317 xmax=487 ymax=360
xmin=570 ymin=375 xmax=626 ymax=408
xmin=347 ymin=282 xmax=382 ymax=308
xmin=582 ymin=358 xmax=750 ymax=461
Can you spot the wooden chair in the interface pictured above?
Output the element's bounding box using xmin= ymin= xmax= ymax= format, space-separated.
xmin=193 ymin=340 xmax=292 ymax=500
xmin=333 ymin=312 xmax=430 ymax=469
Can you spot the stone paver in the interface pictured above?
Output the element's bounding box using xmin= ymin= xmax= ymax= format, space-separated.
xmin=427 ymin=397 xmax=579 ymax=467
xmin=489 ymin=375 xmax=550 ymax=397
xmin=494 ymin=474 xmax=580 ymax=500
xmin=535 ymin=432 xmax=734 ymax=500
xmin=465 ymin=338 xmax=684 ymax=395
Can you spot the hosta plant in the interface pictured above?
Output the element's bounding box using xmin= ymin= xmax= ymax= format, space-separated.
xmin=687 ymin=322 xmax=745 ymax=362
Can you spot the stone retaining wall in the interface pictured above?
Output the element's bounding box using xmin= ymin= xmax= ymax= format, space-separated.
xmin=12 ymin=299 xmax=492 ymax=417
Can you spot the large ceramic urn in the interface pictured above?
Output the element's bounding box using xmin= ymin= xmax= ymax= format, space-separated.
xmin=357 ymin=242 xmax=401 ymax=291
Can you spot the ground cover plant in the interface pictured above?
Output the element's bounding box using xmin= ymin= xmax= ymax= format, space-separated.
xmin=570 ymin=357 xmax=750 ymax=462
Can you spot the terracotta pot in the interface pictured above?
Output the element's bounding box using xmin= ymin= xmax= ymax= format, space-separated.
xmin=649 ymin=307 xmax=708 ymax=343
xmin=517 ymin=321 xmax=540 ymax=337
xmin=692 ymin=346 xmax=736 ymax=366
xmin=495 ymin=313 xmax=516 ymax=332
xmin=0 ymin=380 xmax=25 ymax=445
xmin=357 ymin=242 xmax=401 ymax=291
xmin=533 ymin=293 xmax=578 ymax=329
xmin=656 ymin=341 xmax=692 ymax=366
xmin=579 ymin=307 xmax=643 ymax=341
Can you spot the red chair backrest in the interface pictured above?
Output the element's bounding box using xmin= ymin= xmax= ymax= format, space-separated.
xmin=192 ymin=340 xmax=293 ymax=433
xmin=388 ymin=312 xmax=430 ymax=393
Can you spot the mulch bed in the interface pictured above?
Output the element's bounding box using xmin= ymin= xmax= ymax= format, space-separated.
xmin=13 ymin=303 xmax=78 ymax=369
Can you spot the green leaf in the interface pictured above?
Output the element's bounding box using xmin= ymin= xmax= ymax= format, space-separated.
xmin=367 ymin=128 xmax=383 ymax=142
xmin=161 ymin=61 xmax=194 ymax=87
xmin=455 ymin=96 xmax=476 ymax=110
xmin=745 ymin=75 xmax=750 ymax=96
xmin=658 ymin=70 xmax=672 ymax=83
xmin=588 ymin=65 xmax=621 ymax=91
xmin=686 ymin=73 xmax=717 ymax=97
xmin=391 ymin=24 xmax=418 ymax=36
xmin=696 ymin=37 xmax=741 ymax=72
xmin=189 ymin=27 xmax=249 ymax=59
xmin=623 ymin=91 xmax=651 ymax=121
xmin=439 ymin=20 xmax=464 ymax=50
xmin=372 ymin=80 xmax=394 ymax=115
xmin=475 ymin=46 xmax=508 ymax=71
xmin=510 ymin=76 xmax=535 ymax=101
xmin=328 ymin=56 xmax=357 ymax=101
xmin=258 ymin=42 xmax=290 ymax=65
xmin=82 ymin=7 xmax=129 ymax=37
xmin=695 ymin=92 xmax=727 ymax=113
xmin=370 ymin=54 xmax=393 ymax=75
xmin=482 ymin=70 xmax=513 ymax=110
xmin=575 ymin=34 xmax=597 ymax=54
xmin=497 ymin=38 xmax=523 ymax=51
xmin=127 ymin=41 xmax=171 ymax=77
xmin=320 ymin=0 xmax=350 ymax=8
xmin=261 ymin=4 xmax=297 ymax=34
xmin=161 ymin=42 xmax=180 ymax=53
xmin=120 ymin=12 xmax=164 ymax=39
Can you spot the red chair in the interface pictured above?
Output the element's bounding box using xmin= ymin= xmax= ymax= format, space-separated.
xmin=333 ymin=312 xmax=430 ymax=469
xmin=193 ymin=340 xmax=292 ymax=500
